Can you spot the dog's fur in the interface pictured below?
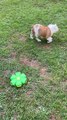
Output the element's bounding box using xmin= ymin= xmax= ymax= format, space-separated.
xmin=30 ymin=24 xmax=59 ymax=43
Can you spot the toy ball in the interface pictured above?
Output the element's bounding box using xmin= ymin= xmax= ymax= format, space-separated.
xmin=10 ymin=72 xmax=27 ymax=87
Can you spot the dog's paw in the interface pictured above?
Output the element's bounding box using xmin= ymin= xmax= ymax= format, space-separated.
xmin=30 ymin=34 xmax=33 ymax=39
xmin=36 ymin=38 xmax=41 ymax=42
xmin=47 ymin=37 xmax=53 ymax=43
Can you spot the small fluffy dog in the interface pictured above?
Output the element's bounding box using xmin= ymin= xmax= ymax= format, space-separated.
xmin=30 ymin=24 xmax=59 ymax=43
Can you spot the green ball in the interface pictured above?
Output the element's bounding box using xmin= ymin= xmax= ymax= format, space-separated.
xmin=10 ymin=72 xmax=27 ymax=87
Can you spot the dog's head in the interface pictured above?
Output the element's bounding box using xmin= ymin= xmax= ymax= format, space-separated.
xmin=48 ymin=24 xmax=59 ymax=33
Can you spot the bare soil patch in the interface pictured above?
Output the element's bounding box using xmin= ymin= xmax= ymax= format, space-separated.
xmin=50 ymin=114 xmax=62 ymax=120
xmin=50 ymin=114 xmax=56 ymax=120
xmin=60 ymin=80 xmax=67 ymax=91
xmin=3 ymin=70 xmax=11 ymax=77
xmin=10 ymin=32 xmax=27 ymax=42
xmin=39 ymin=67 xmax=47 ymax=77
xmin=19 ymin=56 xmax=51 ymax=79
xmin=20 ymin=57 xmax=41 ymax=69
xmin=43 ymin=45 xmax=51 ymax=49
xmin=10 ymin=52 xmax=17 ymax=59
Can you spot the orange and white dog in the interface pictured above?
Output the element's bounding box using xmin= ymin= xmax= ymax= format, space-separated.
xmin=30 ymin=24 xmax=59 ymax=43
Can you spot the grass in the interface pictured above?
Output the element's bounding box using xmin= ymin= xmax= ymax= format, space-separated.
xmin=0 ymin=0 xmax=67 ymax=120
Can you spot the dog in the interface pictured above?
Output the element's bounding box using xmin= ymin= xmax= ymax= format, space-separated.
xmin=30 ymin=24 xmax=59 ymax=43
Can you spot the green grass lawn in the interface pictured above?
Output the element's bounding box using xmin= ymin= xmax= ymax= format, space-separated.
xmin=0 ymin=0 xmax=67 ymax=120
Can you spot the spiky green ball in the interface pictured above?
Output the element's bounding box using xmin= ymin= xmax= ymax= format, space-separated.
xmin=10 ymin=72 xmax=27 ymax=87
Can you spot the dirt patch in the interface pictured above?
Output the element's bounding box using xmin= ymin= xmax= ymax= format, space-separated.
xmin=7 ymin=43 xmax=13 ymax=49
xmin=6 ymin=52 xmax=17 ymax=63
xmin=28 ymin=82 xmax=37 ymax=90
xmin=26 ymin=90 xmax=33 ymax=96
xmin=19 ymin=56 xmax=51 ymax=79
xmin=11 ymin=32 xmax=27 ymax=42
xmin=0 ymin=112 xmax=5 ymax=120
xmin=50 ymin=114 xmax=56 ymax=120
xmin=8 ymin=58 xmax=16 ymax=63
xmin=0 ymin=78 xmax=6 ymax=92
xmin=49 ymin=114 xmax=56 ymax=120
xmin=19 ymin=35 xmax=27 ymax=42
xmin=3 ymin=70 xmax=17 ymax=78
xmin=20 ymin=57 xmax=41 ymax=69
xmin=3 ymin=70 xmax=11 ymax=77
xmin=1 ymin=81 xmax=6 ymax=86
xmin=25 ymin=82 xmax=38 ymax=97
xmin=10 ymin=114 xmax=18 ymax=120
xmin=10 ymin=52 xmax=17 ymax=59
xmin=43 ymin=45 xmax=51 ymax=49
xmin=37 ymin=43 xmax=51 ymax=49
xmin=60 ymin=80 xmax=67 ymax=91
xmin=0 ymin=77 xmax=2 ymax=80
xmin=0 ymin=78 xmax=5 ymax=87
xmin=39 ymin=67 xmax=47 ymax=77
xmin=0 ymin=52 xmax=17 ymax=64
xmin=50 ymin=113 xmax=61 ymax=120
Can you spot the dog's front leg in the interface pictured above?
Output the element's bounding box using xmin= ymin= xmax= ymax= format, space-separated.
xmin=36 ymin=37 xmax=41 ymax=42
xmin=30 ymin=29 xmax=34 ymax=39
xmin=35 ymin=32 xmax=41 ymax=42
